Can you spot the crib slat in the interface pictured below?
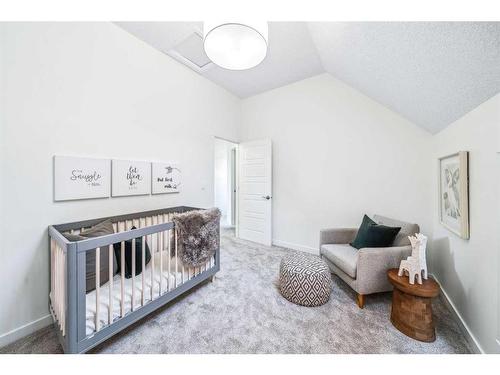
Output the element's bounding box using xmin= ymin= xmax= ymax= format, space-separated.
xmin=155 ymin=217 xmax=159 ymax=266
xmin=131 ymin=233 xmax=136 ymax=311
xmin=161 ymin=215 xmax=165 ymax=289
xmin=141 ymin=219 xmax=145 ymax=306
xmin=61 ymin=246 xmax=64 ymax=331
xmin=132 ymin=217 xmax=137 ymax=311
xmin=95 ymin=247 xmax=100 ymax=332
xmin=149 ymin=217 xmax=155 ymax=301
xmin=158 ymin=215 xmax=163 ymax=295
xmin=120 ymin=221 xmax=125 ymax=318
xmin=61 ymin=249 xmax=64 ymax=335
xmin=63 ymin=249 xmax=66 ymax=336
xmin=168 ymin=214 xmax=171 ymax=292
xmin=181 ymin=219 xmax=185 ymax=284
xmin=175 ymin=228 xmax=178 ymax=289
xmin=54 ymin=243 xmax=58 ymax=322
xmin=50 ymin=239 xmax=54 ymax=307
xmin=56 ymin=244 xmax=60 ymax=326
xmin=149 ymin=232 xmax=153 ymax=300
xmin=162 ymin=213 xmax=168 ymax=290
xmin=58 ymin=245 xmax=62 ymax=327
xmin=167 ymin=228 xmax=171 ymax=292
xmin=52 ymin=239 xmax=55 ymax=306
xmin=108 ymin=244 xmax=113 ymax=325
xmin=56 ymin=243 xmax=60 ymax=326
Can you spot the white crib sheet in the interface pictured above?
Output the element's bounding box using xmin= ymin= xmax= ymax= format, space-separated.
xmin=85 ymin=250 xmax=189 ymax=336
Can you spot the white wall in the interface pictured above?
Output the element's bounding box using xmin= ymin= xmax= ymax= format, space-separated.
xmin=240 ymin=74 xmax=433 ymax=253
xmin=429 ymin=93 xmax=500 ymax=353
xmin=0 ymin=22 xmax=239 ymax=343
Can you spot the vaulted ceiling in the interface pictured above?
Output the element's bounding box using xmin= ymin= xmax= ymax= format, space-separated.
xmin=116 ymin=22 xmax=500 ymax=133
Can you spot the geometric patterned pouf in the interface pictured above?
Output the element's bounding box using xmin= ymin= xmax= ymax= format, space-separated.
xmin=279 ymin=252 xmax=332 ymax=307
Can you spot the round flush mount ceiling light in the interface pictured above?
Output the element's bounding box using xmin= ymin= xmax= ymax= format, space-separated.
xmin=203 ymin=22 xmax=268 ymax=70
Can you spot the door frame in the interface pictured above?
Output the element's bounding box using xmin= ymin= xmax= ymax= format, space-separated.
xmin=230 ymin=147 xmax=237 ymax=227
xmin=213 ymin=136 xmax=239 ymax=234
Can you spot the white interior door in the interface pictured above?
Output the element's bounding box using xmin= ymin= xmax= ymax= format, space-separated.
xmin=238 ymin=139 xmax=272 ymax=246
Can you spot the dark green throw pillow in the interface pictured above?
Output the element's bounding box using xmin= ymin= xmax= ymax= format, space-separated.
xmin=113 ymin=226 xmax=151 ymax=279
xmin=350 ymin=215 xmax=401 ymax=250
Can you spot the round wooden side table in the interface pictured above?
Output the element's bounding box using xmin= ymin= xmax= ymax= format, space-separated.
xmin=387 ymin=268 xmax=440 ymax=342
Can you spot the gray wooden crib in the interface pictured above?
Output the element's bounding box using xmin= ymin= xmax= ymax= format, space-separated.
xmin=48 ymin=206 xmax=220 ymax=353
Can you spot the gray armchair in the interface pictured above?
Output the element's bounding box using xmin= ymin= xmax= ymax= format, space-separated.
xmin=319 ymin=215 xmax=419 ymax=308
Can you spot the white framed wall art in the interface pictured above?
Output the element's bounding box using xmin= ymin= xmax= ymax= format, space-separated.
xmin=112 ymin=159 xmax=151 ymax=197
xmin=152 ymin=162 xmax=181 ymax=194
xmin=54 ymin=155 xmax=110 ymax=201
xmin=439 ymin=151 xmax=470 ymax=239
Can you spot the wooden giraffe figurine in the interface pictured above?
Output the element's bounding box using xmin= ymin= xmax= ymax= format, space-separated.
xmin=398 ymin=233 xmax=428 ymax=284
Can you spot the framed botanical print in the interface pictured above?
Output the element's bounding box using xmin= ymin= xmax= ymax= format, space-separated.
xmin=439 ymin=151 xmax=469 ymax=239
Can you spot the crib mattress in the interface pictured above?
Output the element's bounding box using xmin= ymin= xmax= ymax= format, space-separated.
xmin=85 ymin=250 xmax=187 ymax=335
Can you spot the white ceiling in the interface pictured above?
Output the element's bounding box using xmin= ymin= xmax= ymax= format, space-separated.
xmin=116 ymin=22 xmax=500 ymax=133
xmin=115 ymin=22 xmax=324 ymax=98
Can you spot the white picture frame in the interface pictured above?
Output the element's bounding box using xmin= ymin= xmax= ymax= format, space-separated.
xmin=439 ymin=151 xmax=470 ymax=239
xmin=54 ymin=156 xmax=110 ymax=201
xmin=111 ymin=159 xmax=151 ymax=197
xmin=151 ymin=162 xmax=181 ymax=194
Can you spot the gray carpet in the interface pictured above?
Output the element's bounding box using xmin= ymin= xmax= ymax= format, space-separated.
xmin=1 ymin=229 xmax=471 ymax=354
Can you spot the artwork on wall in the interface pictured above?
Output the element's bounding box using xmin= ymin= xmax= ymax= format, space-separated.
xmin=152 ymin=162 xmax=181 ymax=194
xmin=439 ymin=151 xmax=470 ymax=239
xmin=54 ymin=156 xmax=110 ymax=201
xmin=111 ymin=159 xmax=151 ymax=197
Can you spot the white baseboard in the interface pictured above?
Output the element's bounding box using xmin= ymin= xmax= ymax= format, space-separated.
xmin=431 ymin=273 xmax=484 ymax=354
xmin=272 ymin=239 xmax=318 ymax=255
xmin=0 ymin=314 xmax=52 ymax=348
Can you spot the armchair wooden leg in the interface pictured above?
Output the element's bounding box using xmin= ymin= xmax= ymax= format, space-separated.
xmin=356 ymin=293 xmax=365 ymax=309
